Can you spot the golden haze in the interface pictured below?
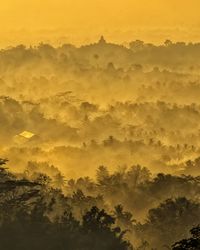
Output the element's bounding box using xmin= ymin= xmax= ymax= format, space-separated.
xmin=0 ymin=0 xmax=200 ymax=46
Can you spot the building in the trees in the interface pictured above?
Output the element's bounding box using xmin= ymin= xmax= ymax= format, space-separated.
xmin=13 ymin=131 xmax=39 ymax=145
xmin=98 ymin=36 xmax=106 ymax=44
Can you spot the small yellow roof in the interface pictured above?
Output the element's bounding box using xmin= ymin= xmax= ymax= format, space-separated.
xmin=19 ymin=131 xmax=35 ymax=139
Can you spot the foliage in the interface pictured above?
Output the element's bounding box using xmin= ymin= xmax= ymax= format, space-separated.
xmin=172 ymin=225 xmax=200 ymax=250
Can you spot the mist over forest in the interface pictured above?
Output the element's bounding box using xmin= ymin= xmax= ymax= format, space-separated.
xmin=0 ymin=37 xmax=200 ymax=249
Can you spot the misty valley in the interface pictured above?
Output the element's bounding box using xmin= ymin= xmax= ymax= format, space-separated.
xmin=0 ymin=38 xmax=200 ymax=249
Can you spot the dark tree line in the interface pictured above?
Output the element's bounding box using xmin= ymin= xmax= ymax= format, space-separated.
xmin=0 ymin=159 xmax=132 ymax=250
xmin=1 ymin=158 xmax=200 ymax=249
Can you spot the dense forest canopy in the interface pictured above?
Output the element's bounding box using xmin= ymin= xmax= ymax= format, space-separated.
xmin=0 ymin=39 xmax=200 ymax=249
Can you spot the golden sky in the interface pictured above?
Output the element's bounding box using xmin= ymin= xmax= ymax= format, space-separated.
xmin=0 ymin=0 xmax=200 ymax=46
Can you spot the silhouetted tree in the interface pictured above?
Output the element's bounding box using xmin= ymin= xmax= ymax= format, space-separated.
xmin=172 ymin=225 xmax=200 ymax=249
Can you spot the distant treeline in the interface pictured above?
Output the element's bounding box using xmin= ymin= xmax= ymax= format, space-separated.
xmin=1 ymin=38 xmax=200 ymax=71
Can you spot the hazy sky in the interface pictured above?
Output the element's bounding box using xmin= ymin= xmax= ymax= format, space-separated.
xmin=0 ymin=0 xmax=200 ymax=46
